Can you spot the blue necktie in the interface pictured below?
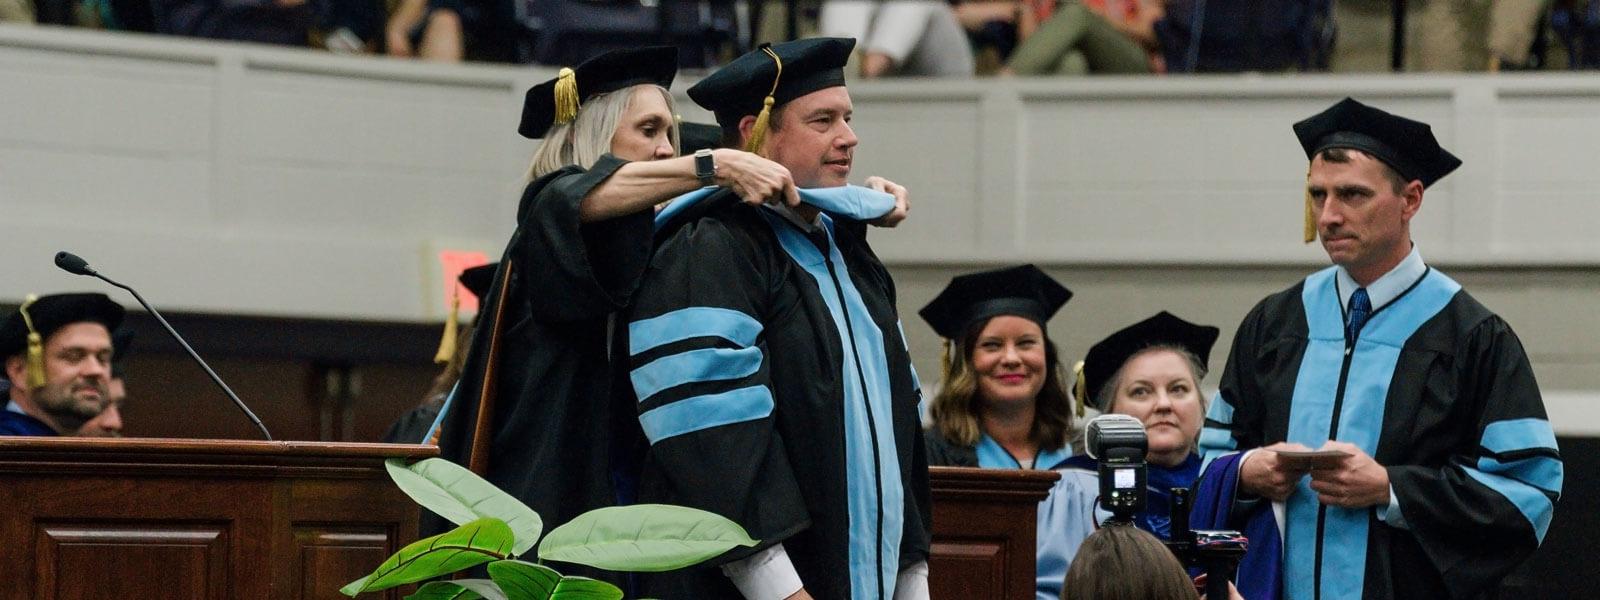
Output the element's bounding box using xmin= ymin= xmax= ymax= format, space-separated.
xmin=1346 ymin=287 xmax=1371 ymax=342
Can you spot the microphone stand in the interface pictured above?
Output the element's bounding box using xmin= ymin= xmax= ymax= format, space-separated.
xmin=90 ymin=271 xmax=273 ymax=441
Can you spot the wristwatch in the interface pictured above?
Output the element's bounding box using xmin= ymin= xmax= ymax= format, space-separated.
xmin=694 ymin=148 xmax=717 ymax=186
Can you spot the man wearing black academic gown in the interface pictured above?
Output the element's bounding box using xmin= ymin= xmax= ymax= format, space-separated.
xmin=1195 ymin=98 xmax=1561 ymax=600
xmin=0 ymin=293 xmax=124 ymax=436
xmin=624 ymin=38 xmax=930 ymax=600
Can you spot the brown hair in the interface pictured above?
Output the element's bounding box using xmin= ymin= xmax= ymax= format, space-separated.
xmin=1064 ymin=525 xmax=1195 ymax=600
xmin=718 ymin=103 xmax=789 ymax=154
xmin=930 ymin=316 xmax=1076 ymax=451
xmin=1317 ymin=147 xmax=1408 ymax=194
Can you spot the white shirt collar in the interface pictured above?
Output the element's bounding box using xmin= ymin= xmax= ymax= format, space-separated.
xmin=5 ymin=400 xmax=24 ymax=415
xmin=1336 ymin=244 xmax=1427 ymax=312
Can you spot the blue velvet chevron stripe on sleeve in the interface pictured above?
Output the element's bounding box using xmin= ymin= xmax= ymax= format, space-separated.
xmin=1466 ymin=417 xmax=1563 ymax=540
xmin=628 ymin=307 xmax=772 ymax=445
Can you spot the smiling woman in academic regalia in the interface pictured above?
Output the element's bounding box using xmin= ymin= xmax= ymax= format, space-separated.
xmin=919 ymin=264 xmax=1083 ymax=600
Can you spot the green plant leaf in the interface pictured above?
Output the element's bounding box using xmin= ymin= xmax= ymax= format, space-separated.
xmin=340 ymin=518 xmax=514 ymax=596
xmin=549 ymin=576 xmax=623 ymax=600
xmin=486 ymin=560 xmax=562 ymax=600
xmin=536 ymin=504 xmax=758 ymax=572
xmin=385 ymin=458 xmax=544 ymax=556
xmin=405 ymin=579 xmax=508 ymax=600
xmin=405 ymin=579 xmax=505 ymax=600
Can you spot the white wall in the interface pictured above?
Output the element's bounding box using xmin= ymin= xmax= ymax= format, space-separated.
xmin=2 ymin=26 xmax=1596 ymax=431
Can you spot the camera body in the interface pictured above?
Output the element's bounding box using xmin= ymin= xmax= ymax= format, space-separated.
xmin=1085 ymin=414 xmax=1246 ymax=600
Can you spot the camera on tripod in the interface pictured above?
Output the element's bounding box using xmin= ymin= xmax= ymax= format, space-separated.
xmin=1085 ymin=414 xmax=1247 ymax=600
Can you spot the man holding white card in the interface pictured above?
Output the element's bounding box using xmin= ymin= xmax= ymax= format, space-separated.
xmin=1194 ymin=98 xmax=1561 ymax=600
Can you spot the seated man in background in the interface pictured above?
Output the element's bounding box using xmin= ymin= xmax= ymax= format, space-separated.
xmin=0 ymin=293 xmax=124 ymax=436
xmin=75 ymin=326 xmax=132 ymax=437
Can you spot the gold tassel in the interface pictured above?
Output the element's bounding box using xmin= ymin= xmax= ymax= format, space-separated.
xmin=553 ymin=67 xmax=580 ymax=125
xmin=1072 ymin=360 xmax=1087 ymax=418
xmin=1303 ymin=167 xmax=1317 ymax=244
xmin=18 ymin=294 xmax=46 ymax=389
xmin=743 ymin=46 xmax=785 ymax=155
xmin=433 ymin=290 xmax=460 ymax=364
xmin=744 ymin=97 xmax=776 ymax=154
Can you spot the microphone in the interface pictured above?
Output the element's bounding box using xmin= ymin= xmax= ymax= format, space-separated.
xmin=54 ymin=251 xmax=273 ymax=440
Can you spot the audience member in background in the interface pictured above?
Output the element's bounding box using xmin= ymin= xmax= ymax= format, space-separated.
xmin=75 ymin=326 xmax=132 ymax=437
xmin=1040 ymin=311 xmax=1219 ymax=595
xmin=386 ymin=0 xmax=456 ymax=60
xmin=0 ymin=294 xmax=124 ymax=437
xmin=1065 ymin=524 xmax=1245 ymax=600
xmin=0 ymin=0 xmax=34 ymax=22
xmin=431 ymin=46 xmax=799 ymax=585
xmin=156 ymin=0 xmax=314 ymax=46
xmin=820 ymin=0 xmax=975 ymax=77
xmin=1006 ymin=0 xmax=1165 ymax=75
xmin=920 ymin=264 xmax=1079 ymax=600
xmin=1332 ymin=0 xmax=1555 ymax=72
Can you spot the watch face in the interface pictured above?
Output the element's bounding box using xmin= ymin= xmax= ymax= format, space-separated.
xmin=695 ymin=150 xmax=715 ymax=182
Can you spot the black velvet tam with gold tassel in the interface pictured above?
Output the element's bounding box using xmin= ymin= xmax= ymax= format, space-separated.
xmin=687 ymin=37 xmax=855 ymax=138
xmin=517 ymin=46 xmax=679 ymax=140
xmin=0 ymin=293 xmax=125 ymax=387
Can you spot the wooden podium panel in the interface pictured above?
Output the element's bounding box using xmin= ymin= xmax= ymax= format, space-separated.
xmin=0 ymin=437 xmax=434 ymax=600
xmin=929 ymin=466 xmax=1058 ymax=600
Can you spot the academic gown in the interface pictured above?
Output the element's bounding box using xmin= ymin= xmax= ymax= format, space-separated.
xmin=925 ymin=431 xmax=1078 ymax=600
xmin=625 ymin=191 xmax=931 ymax=600
xmin=1196 ymin=266 xmax=1561 ymax=600
xmin=0 ymin=409 xmax=56 ymax=436
xmin=434 ymin=155 xmax=654 ymax=574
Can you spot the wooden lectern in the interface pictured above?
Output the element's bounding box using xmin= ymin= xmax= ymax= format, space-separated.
xmin=928 ymin=466 xmax=1059 ymax=600
xmin=0 ymin=437 xmax=434 ymax=600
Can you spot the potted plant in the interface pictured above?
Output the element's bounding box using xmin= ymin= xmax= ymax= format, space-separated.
xmin=341 ymin=457 xmax=757 ymax=599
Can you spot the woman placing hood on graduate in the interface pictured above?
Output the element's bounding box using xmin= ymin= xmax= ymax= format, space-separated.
xmin=429 ymin=45 xmax=800 ymax=586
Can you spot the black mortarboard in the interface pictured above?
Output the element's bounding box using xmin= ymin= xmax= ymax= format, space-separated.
xmin=677 ymin=121 xmax=723 ymax=155
xmin=1293 ymin=97 xmax=1461 ymax=188
xmin=458 ymin=262 xmax=499 ymax=303
xmin=0 ymin=293 xmax=125 ymax=358
xmin=919 ymin=265 xmax=1072 ymax=340
xmin=687 ymin=37 xmax=855 ymax=149
xmin=518 ymin=46 xmax=679 ymax=140
xmin=1079 ymin=311 xmax=1219 ymax=411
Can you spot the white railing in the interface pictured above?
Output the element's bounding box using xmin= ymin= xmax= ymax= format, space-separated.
xmin=4 ymin=25 xmax=1599 ymax=322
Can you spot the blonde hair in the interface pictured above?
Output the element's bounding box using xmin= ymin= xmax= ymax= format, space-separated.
xmin=1095 ymin=344 xmax=1209 ymax=414
xmin=929 ymin=317 xmax=1076 ymax=451
xmin=526 ymin=84 xmax=680 ymax=180
xmin=1064 ymin=525 xmax=1194 ymax=600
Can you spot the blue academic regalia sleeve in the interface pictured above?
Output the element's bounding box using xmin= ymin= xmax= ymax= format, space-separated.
xmin=626 ymin=215 xmax=810 ymax=562
xmin=514 ymin=154 xmax=653 ymax=322
xmin=1389 ymin=316 xmax=1561 ymax=598
xmin=1191 ymin=452 xmax=1283 ymax=600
